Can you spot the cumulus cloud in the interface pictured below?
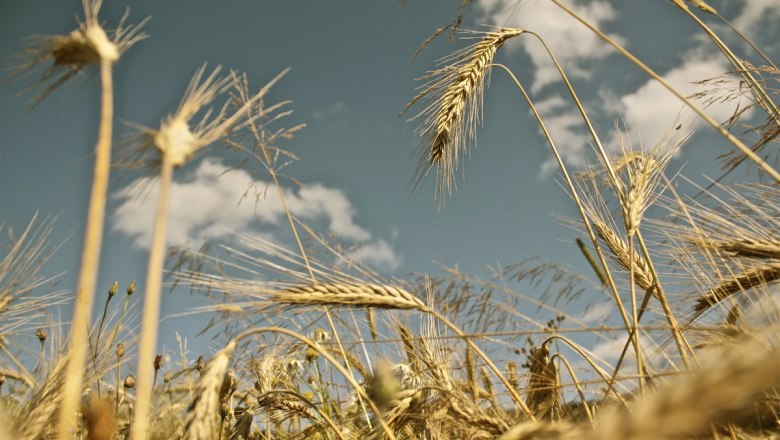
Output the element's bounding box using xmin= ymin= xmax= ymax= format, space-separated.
xmin=112 ymin=158 xmax=401 ymax=271
xmin=344 ymin=239 xmax=402 ymax=272
xmin=732 ymin=0 xmax=780 ymax=32
xmin=534 ymin=95 xmax=591 ymax=176
xmin=477 ymin=0 xmax=621 ymax=92
xmin=538 ymin=52 xmax=753 ymax=174
xmin=608 ymin=54 xmax=752 ymax=148
xmin=580 ymin=301 xmax=614 ymax=323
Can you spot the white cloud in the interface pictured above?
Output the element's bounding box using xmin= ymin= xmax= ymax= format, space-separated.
xmin=477 ymin=0 xmax=621 ymax=92
xmin=112 ymin=158 xmax=401 ymax=271
xmin=344 ymin=239 xmax=402 ymax=272
xmin=581 ymin=301 xmax=614 ymax=323
xmin=535 ymin=95 xmax=590 ymax=176
xmin=733 ymin=0 xmax=780 ymax=32
xmin=587 ymin=333 xmax=656 ymax=375
xmin=608 ymin=53 xmax=754 ymax=150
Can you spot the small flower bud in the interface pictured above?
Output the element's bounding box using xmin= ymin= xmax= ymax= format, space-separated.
xmin=108 ymin=281 xmax=119 ymax=297
xmin=36 ymin=327 xmax=47 ymax=343
xmin=126 ymin=280 xmax=136 ymax=296
xmin=116 ymin=343 xmax=125 ymax=358
xmin=124 ymin=374 xmax=136 ymax=389
xmin=312 ymin=328 xmax=330 ymax=344
xmin=305 ymin=346 xmax=319 ymax=363
xmin=154 ymin=354 xmax=163 ymax=371
xmin=196 ymin=355 xmax=205 ymax=372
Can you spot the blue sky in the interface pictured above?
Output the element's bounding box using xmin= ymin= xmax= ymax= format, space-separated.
xmin=1 ymin=0 xmax=779 ymax=360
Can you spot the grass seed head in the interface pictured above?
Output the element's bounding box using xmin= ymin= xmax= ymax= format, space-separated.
xmin=108 ymin=281 xmax=118 ymax=297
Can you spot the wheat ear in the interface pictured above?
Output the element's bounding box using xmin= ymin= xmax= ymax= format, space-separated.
xmin=181 ymin=341 xmax=236 ymax=440
xmin=593 ymin=220 xmax=656 ymax=296
xmin=405 ymin=28 xmax=523 ymax=198
xmin=693 ymin=262 xmax=780 ymax=315
xmin=273 ymin=282 xmax=425 ymax=310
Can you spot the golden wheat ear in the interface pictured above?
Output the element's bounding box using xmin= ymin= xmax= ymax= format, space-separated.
xmin=404 ymin=28 xmax=523 ymax=200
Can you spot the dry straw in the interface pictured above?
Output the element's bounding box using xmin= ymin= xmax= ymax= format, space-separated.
xmin=44 ymin=3 xmax=147 ymax=437
xmin=404 ymin=28 xmax=524 ymax=198
xmin=594 ymin=339 xmax=780 ymax=440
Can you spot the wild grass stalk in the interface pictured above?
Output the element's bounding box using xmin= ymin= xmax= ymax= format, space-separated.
xmin=129 ymin=65 xmax=288 ymax=439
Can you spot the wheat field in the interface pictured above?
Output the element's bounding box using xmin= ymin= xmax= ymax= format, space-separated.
xmin=0 ymin=1 xmax=779 ymax=439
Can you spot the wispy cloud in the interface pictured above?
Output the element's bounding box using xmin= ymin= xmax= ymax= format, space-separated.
xmin=312 ymin=100 xmax=349 ymax=130
xmin=580 ymin=301 xmax=614 ymax=324
xmin=113 ymin=158 xmax=402 ymax=272
xmin=477 ymin=0 xmax=621 ymax=92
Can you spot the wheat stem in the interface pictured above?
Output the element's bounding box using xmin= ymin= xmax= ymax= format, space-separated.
xmin=422 ymin=306 xmax=536 ymax=419
xmin=493 ymin=62 xmax=634 ymax=339
xmin=242 ymin=88 xmax=373 ymax=429
xmin=257 ymin=390 xmax=347 ymax=440
xmin=550 ymin=354 xmax=594 ymax=427
xmin=57 ymin=58 xmax=113 ymax=440
xmin=675 ymin=4 xmax=780 ymax=128
xmin=549 ymin=0 xmax=780 ymax=183
xmin=542 ymin=335 xmax=628 ymax=406
xmin=131 ymin=156 xmax=174 ymax=440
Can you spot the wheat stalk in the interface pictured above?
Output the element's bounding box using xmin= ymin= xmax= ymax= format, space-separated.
xmin=405 ymin=28 xmax=523 ymax=198
xmin=689 ymin=237 xmax=780 ymax=260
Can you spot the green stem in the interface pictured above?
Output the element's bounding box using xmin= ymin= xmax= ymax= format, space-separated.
xmin=107 ymin=292 xmax=132 ymax=352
